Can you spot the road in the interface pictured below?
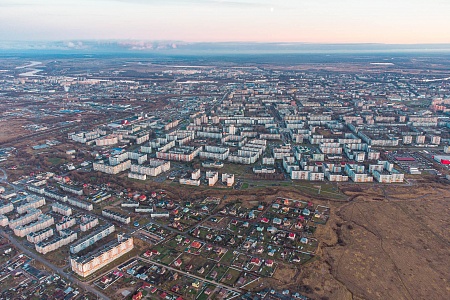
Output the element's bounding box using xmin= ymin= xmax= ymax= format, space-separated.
xmin=139 ymin=256 xmax=243 ymax=294
xmin=0 ymin=231 xmax=111 ymax=300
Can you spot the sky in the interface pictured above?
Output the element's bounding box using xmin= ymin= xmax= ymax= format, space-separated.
xmin=1 ymin=0 xmax=449 ymax=44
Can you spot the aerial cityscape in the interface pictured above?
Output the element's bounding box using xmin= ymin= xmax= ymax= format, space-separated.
xmin=0 ymin=1 xmax=449 ymax=300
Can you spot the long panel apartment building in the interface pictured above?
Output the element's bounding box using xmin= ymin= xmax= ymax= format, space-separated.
xmin=8 ymin=208 xmax=41 ymax=229
xmin=13 ymin=214 xmax=54 ymax=238
xmin=36 ymin=229 xmax=78 ymax=255
xmin=70 ymin=235 xmax=134 ymax=277
xmin=52 ymin=202 xmax=73 ymax=216
xmin=70 ymin=224 xmax=115 ymax=254
xmin=80 ymin=215 xmax=99 ymax=232
xmin=27 ymin=227 xmax=54 ymax=244
xmin=56 ymin=216 xmax=76 ymax=231
xmin=16 ymin=195 xmax=46 ymax=214
xmin=102 ymin=209 xmax=131 ymax=224
xmin=0 ymin=202 xmax=13 ymax=215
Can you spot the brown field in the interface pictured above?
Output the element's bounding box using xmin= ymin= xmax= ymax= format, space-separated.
xmin=0 ymin=119 xmax=30 ymax=143
xmin=305 ymin=182 xmax=450 ymax=300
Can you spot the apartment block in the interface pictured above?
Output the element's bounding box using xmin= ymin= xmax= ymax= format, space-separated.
xmin=56 ymin=216 xmax=76 ymax=231
xmin=0 ymin=203 xmax=13 ymax=215
xmin=9 ymin=208 xmax=41 ymax=229
xmin=222 ymin=173 xmax=235 ymax=187
xmin=80 ymin=215 xmax=99 ymax=232
xmin=70 ymin=224 xmax=115 ymax=254
xmin=52 ymin=202 xmax=73 ymax=216
xmin=206 ymin=171 xmax=219 ymax=186
xmin=27 ymin=227 xmax=54 ymax=244
xmin=16 ymin=195 xmax=46 ymax=214
xmin=14 ymin=214 xmax=54 ymax=238
xmin=36 ymin=229 xmax=77 ymax=255
xmin=70 ymin=235 xmax=134 ymax=277
xmin=102 ymin=209 xmax=130 ymax=224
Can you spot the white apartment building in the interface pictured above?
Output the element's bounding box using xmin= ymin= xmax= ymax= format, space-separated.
xmin=80 ymin=216 xmax=99 ymax=232
xmin=130 ymin=159 xmax=170 ymax=177
xmin=102 ymin=209 xmax=130 ymax=224
xmin=67 ymin=198 xmax=93 ymax=211
xmin=16 ymin=195 xmax=46 ymax=214
xmin=0 ymin=203 xmax=13 ymax=215
xmin=27 ymin=227 xmax=54 ymax=244
xmin=222 ymin=173 xmax=235 ymax=187
xmin=36 ymin=229 xmax=77 ymax=255
xmin=52 ymin=202 xmax=73 ymax=216
xmin=70 ymin=224 xmax=115 ymax=254
xmin=199 ymin=146 xmax=230 ymax=160
xmin=56 ymin=216 xmax=76 ymax=231
xmin=14 ymin=214 xmax=54 ymax=238
xmin=93 ymin=160 xmax=131 ymax=175
xmin=9 ymin=208 xmax=41 ymax=229
xmin=206 ymin=171 xmax=219 ymax=186
xmin=70 ymin=235 xmax=134 ymax=277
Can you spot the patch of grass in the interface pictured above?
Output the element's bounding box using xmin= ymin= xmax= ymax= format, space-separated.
xmin=48 ymin=157 xmax=64 ymax=165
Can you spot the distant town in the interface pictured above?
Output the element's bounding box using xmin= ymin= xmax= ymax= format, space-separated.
xmin=0 ymin=54 xmax=449 ymax=300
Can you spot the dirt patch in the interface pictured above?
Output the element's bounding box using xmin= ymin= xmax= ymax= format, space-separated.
xmin=318 ymin=184 xmax=450 ymax=300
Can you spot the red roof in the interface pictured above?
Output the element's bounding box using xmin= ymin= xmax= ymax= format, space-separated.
xmin=395 ymin=156 xmax=415 ymax=161
xmin=251 ymin=257 xmax=261 ymax=264
xmin=191 ymin=241 xmax=202 ymax=249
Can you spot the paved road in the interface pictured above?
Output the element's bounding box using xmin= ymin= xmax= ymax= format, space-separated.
xmin=139 ymin=256 xmax=243 ymax=294
xmin=0 ymin=231 xmax=110 ymax=300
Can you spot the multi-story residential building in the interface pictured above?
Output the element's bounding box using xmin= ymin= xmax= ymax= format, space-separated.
xmin=70 ymin=235 xmax=134 ymax=277
xmin=80 ymin=216 xmax=99 ymax=232
xmin=102 ymin=209 xmax=130 ymax=224
xmin=9 ymin=208 xmax=41 ymax=229
xmin=95 ymin=134 xmax=122 ymax=146
xmin=179 ymin=169 xmax=201 ymax=186
xmin=93 ymin=159 xmax=131 ymax=175
xmin=128 ymin=172 xmax=147 ymax=180
xmin=222 ymin=173 xmax=235 ymax=187
xmin=199 ymin=146 xmax=230 ymax=160
xmin=345 ymin=164 xmax=374 ymax=182
xmin=59 ymin=184 xmax=84 ymax=196
xmin=27 ymin=227 xmax=54 ymax=244
xmin=70 ymin=224 xmax=115 ymax=254
xmin=205 ymin=171 xmax=219 ymax=186
xmin=16 ymin=195 xmax=46 ymax=214
xmin=0 ymin=203 xmax=13 ymax=215
xmin=416 ymin=135 xmax=426 ymax=144
xmin=13 ymin=214 xmax=54 ymax=238
xmin=428 ymin=135 xmax=441 ymax=145
xmin=273 ymin=146 xmax=292 ymax=160
xmin=36 ymin=229 xmax=77 ymax=254
xmin=0 ymin=215 xmax=8 ymax=227
xmin=253 ymin=166 xmax=276 ymax=174
xmin=130 ymin=159 xmax=170 ymax=177
xmin=56 ymin=216 xmax=76 ymax=231
xmin=52 ymin=202 xmax=73 ymax=216
xmin=67 ymin=198 xmax=93 ymax=211
xmin=43 ymin=189 xmax=68 ymax=201
xmin=156 ymin=146 xmax=202 ymax=162
xmin=402 ymin=135 xmax=413 ymax=144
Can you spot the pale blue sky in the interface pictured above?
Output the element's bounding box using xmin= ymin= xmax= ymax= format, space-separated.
xmin=1 ymin=0 xmax=449 ymax=43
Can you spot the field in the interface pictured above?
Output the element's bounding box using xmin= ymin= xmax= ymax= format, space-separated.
xmin=296 ymin=182 xmax=450 ymax=300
